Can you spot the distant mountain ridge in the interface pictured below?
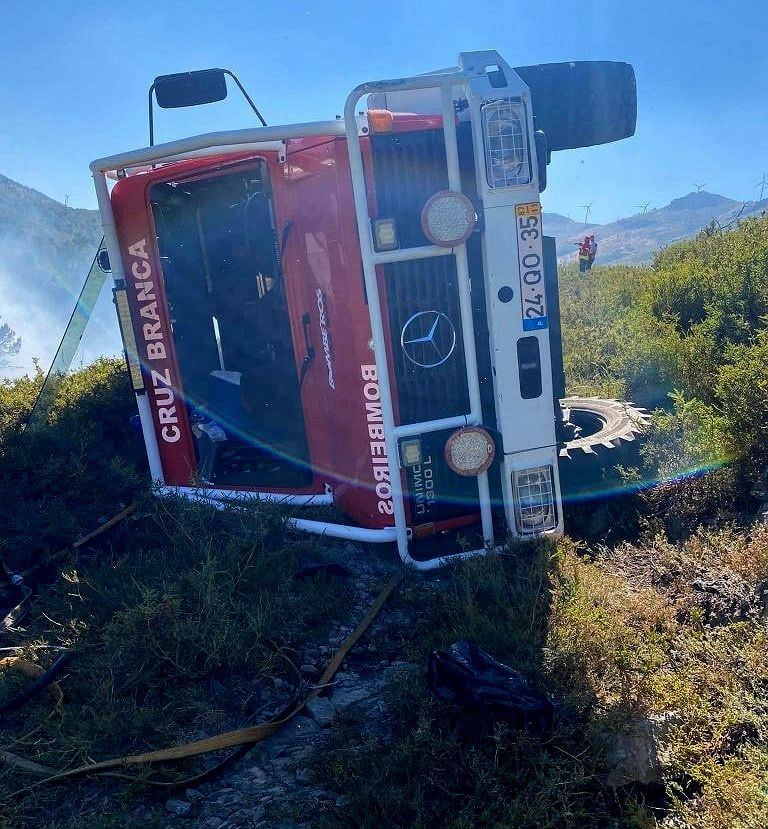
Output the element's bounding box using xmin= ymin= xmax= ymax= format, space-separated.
xmin=0 ymin=174 xmax=116 ymax=377
xmin=544 ymin=190 xmax=766 ymax=265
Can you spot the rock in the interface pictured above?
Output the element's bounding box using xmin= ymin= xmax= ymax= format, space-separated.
xmin=269 ymin=742 xmax=289 ymax=760
xmin=300 ymin=664 xmax=316 ymax=674
xmin=214 ymin=792 xmax=242 ymax=806
xmin=295 ymin=766 xmax=313 ymax=783
xmin=603 ymin=715 xmax=677 ymax=787
xmin=273 ymin=745 xmax=315 ymax=768
xmin=164 ymin=798 xmax=192 ymax=817
xmin=225 ymin=809 xmax=248 ymax=827
xmin=243 ymin=766 xmax=269 ymax=783
xmin=329 ymin=682 xmax=379 ymax=710
xmin=203 ymin=819 xmax=224 ymax=829
xmin=277 ymin=714 xmax=319 ymax=740
xmin=305 ymin=696 xmax=335 ymax=727
xmin=248 ymin=804 xmax=267 ymax=821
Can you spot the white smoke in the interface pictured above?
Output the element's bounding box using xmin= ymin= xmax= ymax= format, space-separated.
xmin=0 ymin=258 xmax=122 ymax=381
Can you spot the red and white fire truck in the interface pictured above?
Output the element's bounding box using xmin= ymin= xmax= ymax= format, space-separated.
xmin=90 ymin=51 xmax=637 ymax=568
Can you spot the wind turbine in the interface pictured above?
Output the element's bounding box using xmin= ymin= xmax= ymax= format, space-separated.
xmin=579 ymin=202 xmax=594 ymax=224
xmin=693 ymin=182 xmax=706 ymax=193
xmin=755 ymin=172 xmax=768 ymax=201
xmin=634 ymin=202 xmax=651 ymax=214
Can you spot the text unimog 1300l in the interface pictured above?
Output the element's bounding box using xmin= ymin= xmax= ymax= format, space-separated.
xmin=92 ymin=51 xmax=637 ymax=569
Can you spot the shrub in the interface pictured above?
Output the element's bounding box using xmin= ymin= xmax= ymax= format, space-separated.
xmin=560 ymin=215 xmax=768 ymax=483
xmin=0 ymin=358 xmax=143 ymax=567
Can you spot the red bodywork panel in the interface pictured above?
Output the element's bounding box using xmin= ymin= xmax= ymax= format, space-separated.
xmin=112 ymin=139 xmax=395 ymax=528
xmin=111 ymin=115 xmax=483 ymax=534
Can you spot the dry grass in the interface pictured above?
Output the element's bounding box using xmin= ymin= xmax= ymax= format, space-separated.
xmin=319 ymin=528 xmax=768 ymax=829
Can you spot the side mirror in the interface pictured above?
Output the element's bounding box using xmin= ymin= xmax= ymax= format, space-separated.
xmin=148 ymin=68 xmax=266 ymax=145
xmin=514 ymin=61 xmax=637 ymax=152
xmin=97 ymin=250 xmax=111 ymax=273
xmin=153 ymin=69 xmax=228 ymax=109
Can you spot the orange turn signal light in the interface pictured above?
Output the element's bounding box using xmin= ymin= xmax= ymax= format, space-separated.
xmin=368 ymin=109 xmax=394 ymax=133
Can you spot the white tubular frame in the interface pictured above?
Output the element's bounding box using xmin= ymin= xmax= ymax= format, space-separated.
xmin=157 ymin=485 xmax=333 ymax=507
xmin=344 ymin=70 xmax=495 ymax=570
xmin=90 ymin=121 xmax=344 ymax=174
xmin=90 ymin=64 xmax=560 ymax=569
xmin=165 ymin=487 xmax=398 ymax=541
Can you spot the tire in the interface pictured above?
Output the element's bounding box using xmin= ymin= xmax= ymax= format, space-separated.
xmin=557 ymin=397 xmax=651 ymax=499
xmin=559 ymin=397 xmax=650 ymax=457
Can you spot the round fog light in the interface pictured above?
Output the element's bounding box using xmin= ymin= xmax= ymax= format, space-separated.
xmin=444 ymin=426 xmax=496 ymax=477
xmin=421 ymin=190 xmax=477 ymax=247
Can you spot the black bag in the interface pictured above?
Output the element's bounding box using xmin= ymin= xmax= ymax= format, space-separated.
xmin=426 ymin=641 xmax=555 ymax=733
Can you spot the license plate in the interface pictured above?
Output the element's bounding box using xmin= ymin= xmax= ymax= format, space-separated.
xmin=515 ymin=202 xmax=548 ymax=331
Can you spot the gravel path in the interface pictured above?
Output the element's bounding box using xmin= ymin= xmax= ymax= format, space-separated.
xmin=139 ymin=543 xmax=409 ymax=829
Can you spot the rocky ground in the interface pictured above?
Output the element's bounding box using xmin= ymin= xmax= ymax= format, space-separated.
xmin=77 ymin=520 xmax=768 ymax=829
xmin=134 ymin=544 xmax=408 ymax=829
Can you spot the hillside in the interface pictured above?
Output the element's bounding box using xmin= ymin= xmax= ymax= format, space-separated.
xmin=546 ymin=190 xmax=768 ymax=265
xmin=540 ymin=211 xmax=599 ymax=243
xmin=0 ymin=175 xmax=117 ymax=377
xmin=3 ymin=214 xmax=768 ymax=829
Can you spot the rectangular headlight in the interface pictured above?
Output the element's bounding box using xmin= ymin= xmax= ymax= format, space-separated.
xmin=513 ymin=465 xmax=556 ymax=534
xmin=481 ymin=98 xmax=531 ymax=189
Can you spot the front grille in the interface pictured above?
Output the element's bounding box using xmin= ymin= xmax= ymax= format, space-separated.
xmin=370 ymin=130 xmax=449 ymax=248
xmin=371 ymin=130 xmax=469 ymax=426
xmin=383 ymin=257 xmax=470 ymax=425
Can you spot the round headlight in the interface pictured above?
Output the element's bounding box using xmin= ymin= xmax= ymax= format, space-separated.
xmin=444 ymin=426 xmax=496 ymax=477
xmin=420 ymin=190 xmax=477 ymax=248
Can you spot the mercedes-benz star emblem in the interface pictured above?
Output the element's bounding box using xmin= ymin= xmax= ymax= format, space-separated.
xmin=400 ymin=311 xmax=457 ymax=369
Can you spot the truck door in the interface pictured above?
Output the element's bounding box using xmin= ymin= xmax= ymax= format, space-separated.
xmin=149 ymin=160 xmax=312 ymax=488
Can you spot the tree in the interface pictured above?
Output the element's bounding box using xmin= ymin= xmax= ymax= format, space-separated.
xmin=0 ymin=317 xmax=21 ymax=369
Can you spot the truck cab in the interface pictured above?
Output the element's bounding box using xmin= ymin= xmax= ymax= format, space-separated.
xmin=96 ymin=51 xmax=636 ymax=568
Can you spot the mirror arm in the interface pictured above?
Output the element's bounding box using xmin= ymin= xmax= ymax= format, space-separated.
xmin=221 ymin=69 xmax=267 ymax=127
xmin=148 ymin=80 xmax=158 ymax=146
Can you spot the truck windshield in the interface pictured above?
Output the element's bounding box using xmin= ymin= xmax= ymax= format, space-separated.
xmin=149 ymin=162 xmax=311 ymax=488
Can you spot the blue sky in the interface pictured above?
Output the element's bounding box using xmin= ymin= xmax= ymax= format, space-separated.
xmin=1 ymin=0 xmax=767 ymax=223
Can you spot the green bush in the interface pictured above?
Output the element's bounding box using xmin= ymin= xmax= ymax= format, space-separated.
xmin=0 ymin=358 xmax=144 ymax=567
xmin=0 ymin=357 xmax=356 ymax=828
xmin=560 ymin=215 xmax=768 ymax=478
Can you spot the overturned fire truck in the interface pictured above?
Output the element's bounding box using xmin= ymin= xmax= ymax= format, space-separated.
xmin=90 ymin=51 xmax=638 ymax=568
